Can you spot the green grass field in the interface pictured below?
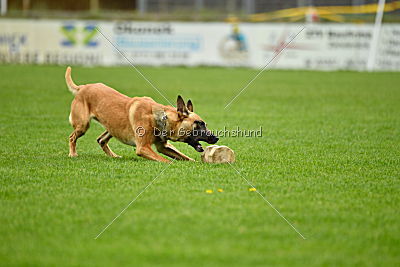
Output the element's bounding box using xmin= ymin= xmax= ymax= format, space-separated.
xmin=0 ymin=65 xmax=399 ymax=266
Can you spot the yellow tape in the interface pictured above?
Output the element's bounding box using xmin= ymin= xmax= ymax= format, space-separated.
xmin=249 ymin=1 xmax=400 ymax=22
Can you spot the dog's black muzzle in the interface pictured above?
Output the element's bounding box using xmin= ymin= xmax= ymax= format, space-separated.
xmin=208 ymin=135 xmax=219 ymax=144
xmin=186 ymin=130 xmax=219 ymax=152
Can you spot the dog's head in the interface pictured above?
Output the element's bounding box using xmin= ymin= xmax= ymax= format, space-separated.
xmin=171 ymin=95 xmax=218 ymax=152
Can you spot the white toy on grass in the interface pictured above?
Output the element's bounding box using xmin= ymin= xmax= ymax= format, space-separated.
xmin=201 ymin=145 xmax=235 ymax=163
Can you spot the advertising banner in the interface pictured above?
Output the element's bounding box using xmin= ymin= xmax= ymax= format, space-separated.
xmin=0 ymin=19 xmax=399 ymax=71
xmin=0 ymin=19 xmax=107 ymax=65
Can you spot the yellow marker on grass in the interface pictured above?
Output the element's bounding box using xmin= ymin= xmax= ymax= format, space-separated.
xmin=217 ymin=189 xmax=224 ymax=192
xmin=249 ymin=187 xmax=257 ymax=192
xmin=205 ymin=189 xmax=213 ymax=194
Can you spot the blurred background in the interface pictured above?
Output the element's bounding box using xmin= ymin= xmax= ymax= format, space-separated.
xmin=2 ymin=0 xmax=400 ymax=22
xmin=0 ymin=0 xmax=399 ymax=70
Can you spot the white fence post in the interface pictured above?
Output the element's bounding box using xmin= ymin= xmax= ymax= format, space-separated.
xmin=367 ymin=0 xmax=386 ymax=71
xmin=243 ymin=0 xmax=254 ymax=15
xmin=138 ymin=0 xmax=147 ymax=14
xmin=1 ymin=0 xmax=7 ymax=16
xmin=195 ymin=0 xmax=204 ymax=11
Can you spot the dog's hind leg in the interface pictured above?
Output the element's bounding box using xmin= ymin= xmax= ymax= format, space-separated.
xmin=69 ymin=127 xmax=88 ymax=157
xmin=96 ymin=131 xmax=120 ymax=158
xmin=69 ymin=99 xmax=90 ymax=157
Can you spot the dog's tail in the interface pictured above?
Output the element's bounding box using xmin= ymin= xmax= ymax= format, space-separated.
xmin=65 ymin=66 xmax=80 ymax=95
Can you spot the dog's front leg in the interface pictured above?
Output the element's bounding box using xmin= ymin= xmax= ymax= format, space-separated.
xmin=136 ymin=144 xmax=170 ymax=163
xmin=155 ymin=142 xmax=194 ymax=161
xmin=133 ymin=124 xmax=170 ymax=163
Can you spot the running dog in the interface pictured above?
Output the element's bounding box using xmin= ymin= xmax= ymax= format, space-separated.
xmin=65 ymin=67 xmax=218 ymax=163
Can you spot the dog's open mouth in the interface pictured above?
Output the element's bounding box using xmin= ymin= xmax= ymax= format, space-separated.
xmin=185 ymin=131 xmax=218 ymax=153
xmin=189 ymin=142 xmax=204 ymax=152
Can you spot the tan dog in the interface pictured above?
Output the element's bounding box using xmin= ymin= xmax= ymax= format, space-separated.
xmin=65 ymin=67 xmax=218 ymax=163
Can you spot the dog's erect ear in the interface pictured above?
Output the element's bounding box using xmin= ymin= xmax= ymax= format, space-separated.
xmin=177 ymin=95 xmax=189 ymax=117
xmin=187 ymin=100 xmax=193 ymax=112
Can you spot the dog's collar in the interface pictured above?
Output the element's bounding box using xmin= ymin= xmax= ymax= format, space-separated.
xmin=153 ymin=109 xmax=168 ymax=142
